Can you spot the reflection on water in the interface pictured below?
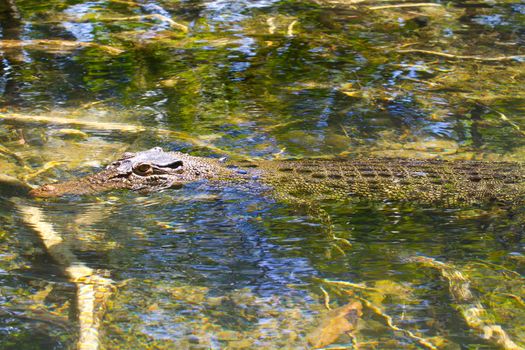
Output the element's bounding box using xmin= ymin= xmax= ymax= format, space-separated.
xmin=63 ymin=3 xmax=96 ymax=42
xmin=204 ymin=0 xmax=278 ymax=23
xmin=3 ymin=178 xmax=524 ymax=348
xmin=1 ymin=0 xmax=525 ymax=348
xmin=42 ymin=186 xmax=318 ymax=294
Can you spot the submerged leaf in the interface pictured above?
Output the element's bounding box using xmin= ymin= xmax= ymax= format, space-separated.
xmin=307 ymin=300 xmax=362 ymax=349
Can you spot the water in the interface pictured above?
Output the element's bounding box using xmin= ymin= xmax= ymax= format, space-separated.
xmin=0 ymin=0 xmax=524 ymax=348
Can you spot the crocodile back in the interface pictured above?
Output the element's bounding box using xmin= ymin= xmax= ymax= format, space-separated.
xmin=257 ymin=158 xmax=525 ymax=206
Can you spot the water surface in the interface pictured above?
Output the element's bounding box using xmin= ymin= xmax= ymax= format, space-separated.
xmin=0 ymin=0 xmax=524 ymax=348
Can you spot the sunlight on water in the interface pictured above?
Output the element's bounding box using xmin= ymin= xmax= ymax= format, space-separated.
xmin=63 ymin=3 xmax=97 ymax=42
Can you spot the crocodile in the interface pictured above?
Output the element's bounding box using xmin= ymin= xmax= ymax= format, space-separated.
xmin=30 ymin=147 xmax=525 ymax=207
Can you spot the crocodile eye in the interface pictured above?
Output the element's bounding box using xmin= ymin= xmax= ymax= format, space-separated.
xmin=134 ymin=163 xmax=153 ymax=175
xmin=168 ymin=160 xmax=183 ymax=169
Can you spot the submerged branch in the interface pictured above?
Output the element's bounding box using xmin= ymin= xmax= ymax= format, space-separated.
xmin=498 ymin=293 xmax=525 ymax=307
xmin=0 ymin=305 xmax=72 ymax=330
xmin=23 ymin=161 xmax=64 ymax=181
xmin=107 ymin=0 xmax=140 ymax=5
xmin=487 ymin=106 xmax=525 ymax=137
xmin=318 ymin=278 xmax=379 ymax=292
xmin=17 ymin=204 xmax=115 ymax=350
xmin=0 ymin=113 xmax=149 ymax=132
xmin=318 ymin=278 xmax=436 ymax=349
xmin=320 ymin=286 xmax=332 ymax=310
xmin=71 ymin=98 xmax=117 ymax=115
xmin=0 ymin=143 xmax=26 ymax=166
xmin=357 ymin=296 xmax=438 ymax=350
xmin=369 ymin=3 xmax=442 ymax=9
xmin=86 ymin=14 xmax=188 ymax=32
xmin=287 ymin=20 xmax=298 ymax=37
xmin=0 ymin=39 xmax=123 ymax=55
xmin=397 ymin=49 xmax=525 ymax=62
xmin=0 ymin=113 xmax=239 ymax=158
xmin=267 ymin=17 xmax=276 ymax=34
xmin=409 ymin=256 xmax=523 ymax=350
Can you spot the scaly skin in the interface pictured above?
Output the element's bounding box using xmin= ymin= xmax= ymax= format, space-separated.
xmin=256 ymin=157 xmax=525 ymax=206
xmin=30 ymin=147 xmax=525 ymax=206
xmin=29 ymin=168 xmax=133 ymax=197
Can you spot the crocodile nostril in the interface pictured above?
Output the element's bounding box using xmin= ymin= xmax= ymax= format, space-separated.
xmin=108 ymin=161 xmax=121 ymax=169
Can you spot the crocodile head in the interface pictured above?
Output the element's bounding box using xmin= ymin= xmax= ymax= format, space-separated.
xmin=102 ymin=147 xmax=187 ymax=190
xmin=29 ymin=147 xmax=218 ymax=197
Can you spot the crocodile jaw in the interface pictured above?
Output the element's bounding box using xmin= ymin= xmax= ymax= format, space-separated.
xmin=29 ymin=169 xmax=187 ymax=198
